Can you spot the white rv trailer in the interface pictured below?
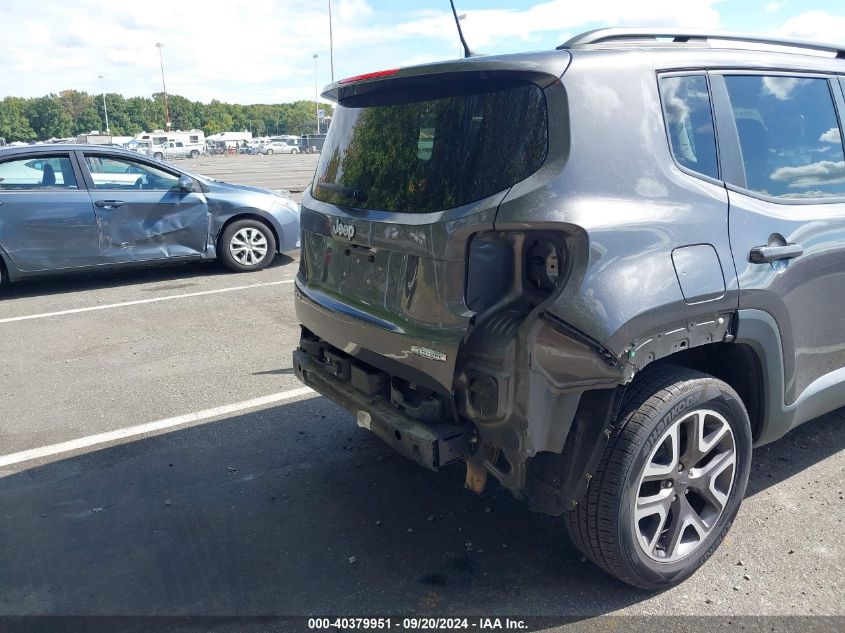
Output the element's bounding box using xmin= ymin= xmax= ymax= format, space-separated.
xmin=133 ymin=129 xmax=206 ymax=147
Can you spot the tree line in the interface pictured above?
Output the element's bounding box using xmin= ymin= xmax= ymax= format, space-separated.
xmin=0 ymin=90 xmax=334 ymax=142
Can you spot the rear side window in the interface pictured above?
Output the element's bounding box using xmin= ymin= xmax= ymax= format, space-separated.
xmin=312 ymin=80 xmax=548 ymax=213
xmin=0 ymin=155 xmax=78 ymax=190
xmin=724 ymin=75 xmax=845 ymax=199
xmin=658 ymin=75 xmax=719 ymax=180
xmin=84 ymin=155 xmax=179 ymax=191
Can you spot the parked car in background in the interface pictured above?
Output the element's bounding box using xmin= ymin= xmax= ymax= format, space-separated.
xmin=148 ymin=141 xmax=205 ymax=160
xmin=259 ymin=141 xmax=300 ymax=155
xmin=125 ymin=139 xmax=153 ymax=154
xmin=293 ymin=29 xmax=845 ymax=589
xmin=0 ymin=145 xmax=300 ymax=284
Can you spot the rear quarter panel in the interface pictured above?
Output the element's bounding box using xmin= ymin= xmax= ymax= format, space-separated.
xmin=495 ymin=50 xmax=738 ymax=356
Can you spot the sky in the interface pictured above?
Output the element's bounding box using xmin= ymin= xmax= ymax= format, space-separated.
xmin=1 ymin=0 xmax=844 ymax=105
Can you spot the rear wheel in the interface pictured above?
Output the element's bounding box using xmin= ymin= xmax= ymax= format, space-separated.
xmin=189 ymin=150 xmax=199 ymax=159
xmin=218 ymin=219 xmax=276 ymax=272
xmin=266 ymin=149 xmax=274 ymax=155
xmin=153 ymin=152 xmax=163 ymax=160
xmin=565 ymin=365 xmax=752 ymax=589
xmin=291 ymin=148 xmax=299 ymax=155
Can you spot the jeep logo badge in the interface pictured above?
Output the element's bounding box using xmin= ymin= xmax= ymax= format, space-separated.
xmin=331 ymin=220 xmax=355 ymax=240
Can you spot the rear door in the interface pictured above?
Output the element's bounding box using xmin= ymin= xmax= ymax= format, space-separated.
xmin=711 ymin=71 xmax=845 ymax=406
xmin=0 ymin=152 xmax=99 ymax=271
xmin=80 ymin=152 xmax=210 ymax=263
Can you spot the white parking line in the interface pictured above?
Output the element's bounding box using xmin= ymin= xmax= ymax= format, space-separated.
xmin=0 ymin=386 xmax=315 ymax=469
xmin=0 ymin=279 xmax=296 ymax=324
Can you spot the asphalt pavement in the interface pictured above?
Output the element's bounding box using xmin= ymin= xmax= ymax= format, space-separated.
xmin=0 ymin=157 xmax=842 ymax=629
xmin=176 ymin=152 xmax=320 ymax=195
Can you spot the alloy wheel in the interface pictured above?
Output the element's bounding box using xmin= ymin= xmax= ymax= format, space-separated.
xmin=229 ymin=227 xmax=268 ymax=267
xmin=633 ymin=408 xmax=737 ymax=563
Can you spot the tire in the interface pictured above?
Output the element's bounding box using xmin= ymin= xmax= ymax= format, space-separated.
xmin=190 ymin=150 xmax=199 ymax=159
xmin=154 ymin=152 xmax=163 ymax=160
xmin=218 ymin=219 xmax=276 ymax=272
xmin=266 ymin=149 xmax=274 ymax=155
xmin=291 ymin=148 xmax=299 ymax=155
xmin=565 ymin=365 xmax=752 ymax=589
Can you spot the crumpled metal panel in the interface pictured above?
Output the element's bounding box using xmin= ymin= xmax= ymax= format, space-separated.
xmin=90 ymin=191 xmax=210 ymax=262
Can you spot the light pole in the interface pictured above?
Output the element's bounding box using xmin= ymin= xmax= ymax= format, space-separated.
xmin=156 ymin=43 xmax=171 ymax=129
xmin=457 ymin=14 xmax=466 ymax=58
xmin=313 ymin=53 xmax=320 ymax=135
xmin=98 ymin=74 xmax=110 ymax=135
xmin=328 ymin=0 xmax=335 ymax=82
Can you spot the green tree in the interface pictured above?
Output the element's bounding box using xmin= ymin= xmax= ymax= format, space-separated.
xmin=203 ymin=100 xmax=234 ymax=134
xmin=4 ymin=90 xmax=334 ymax=140
xmin=59 ymin=89 xmax=94 ymax=122
xmin=0 ymin=97 xmax=36 ymax=142
xmin=168 ymin=95 xmax=199 ymax=131
xmin=97 ymin=93 xmax=136 ymax=135
xmin=26 ymin=95 xmax=73 ymax=139
xmin=284 ymin=101 xmax=322 ymax=135
xmin=75 ymin=107 xmax=104 ymax=135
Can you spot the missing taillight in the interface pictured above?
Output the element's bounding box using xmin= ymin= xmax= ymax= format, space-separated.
xmin=526 ymin=240 xmax=561 ymax=294
xmin=466 ymin=232 xmax=566 ymax=319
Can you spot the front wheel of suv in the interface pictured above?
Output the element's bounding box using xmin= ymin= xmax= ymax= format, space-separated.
xmin=565 ymin=365 xmax=752 ymax=589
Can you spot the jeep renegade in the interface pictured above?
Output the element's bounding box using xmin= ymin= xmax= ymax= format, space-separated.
xmin=293 ymin=28 xmax=845 ymax=588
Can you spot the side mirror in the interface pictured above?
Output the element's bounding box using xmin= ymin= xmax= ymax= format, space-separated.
xmin=177 ymin=175 xmax=194 ymax=192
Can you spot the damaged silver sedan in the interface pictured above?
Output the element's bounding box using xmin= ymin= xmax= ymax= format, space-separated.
xmin=0 ymin=145 xmax=300 ymax=284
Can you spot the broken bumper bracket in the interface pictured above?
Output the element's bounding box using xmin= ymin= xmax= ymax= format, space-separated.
xmin=293 ymin=349 xmax=470 ymax=470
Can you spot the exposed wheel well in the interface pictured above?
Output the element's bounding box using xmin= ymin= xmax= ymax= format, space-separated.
xmin=651 ymin=343 xmax=764 ymax=441
xmin=217 ymin=214 xmax=281 ymax=254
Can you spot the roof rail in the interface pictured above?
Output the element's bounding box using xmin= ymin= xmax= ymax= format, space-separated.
xmin=558 ymin=28 xmax=845 ymax=59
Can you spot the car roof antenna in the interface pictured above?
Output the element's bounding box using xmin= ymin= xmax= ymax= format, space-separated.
xmin=449 ymin=0 xmax=474 ymax=58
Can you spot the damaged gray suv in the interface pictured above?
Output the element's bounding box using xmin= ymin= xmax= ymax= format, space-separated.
xmin=293 ymin=29 xmax=845 ymax=588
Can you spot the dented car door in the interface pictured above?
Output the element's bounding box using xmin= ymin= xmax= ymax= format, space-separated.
xmin=80 ymin=152 xmax=209 ymax=263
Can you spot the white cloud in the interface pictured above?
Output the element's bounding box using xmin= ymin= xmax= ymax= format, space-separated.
xmin=0 ymin=0 xmax=374 ymax=103
xmin=774 ymin=9 xmax=845 ymax=44
xmin=770 ymin=160 xmax=845 ymax=188
xmin=762 ymin=76 xmax=810 ymax=100
xmin=820 ymin=128 xmax=842 ymax=144
xmin=398 ymin=0 xmax=722 ymax=49
xmin=765 ymin=2 xmax=786 ymax=12
xmin=0 ymin=0 xmax=733 ymax=103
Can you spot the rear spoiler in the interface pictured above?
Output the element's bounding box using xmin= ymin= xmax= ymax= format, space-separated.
xmin=321 ymin=51 xmax=571 ymax=102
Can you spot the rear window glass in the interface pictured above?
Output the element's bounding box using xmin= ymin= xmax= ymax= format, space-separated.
xmin=724 ymin=75 xmax=845 ymax=199
xmin=312 ymin=80 xmax=548 ymax=213
xmin=658 ymin=75 xmax=719 ymax=180
xmin=0 ymin=155 xmax=78 ymax=190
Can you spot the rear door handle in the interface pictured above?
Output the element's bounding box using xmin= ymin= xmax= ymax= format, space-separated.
xmin=94 ymin=200 xmax=125 ymax=209
xmin=749 ymin=243 xmax=804 ymax=263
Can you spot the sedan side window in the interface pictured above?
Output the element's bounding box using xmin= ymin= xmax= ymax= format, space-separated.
xmin=724 ymin=75 xmax=845 ymax=199
xmin=84 ymin=155 xmax=179 ymax=191
xmin=0 ymin=155 xmax=78 ymax=190
xmin=658 ymin=75 xmax=720 ymax=180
